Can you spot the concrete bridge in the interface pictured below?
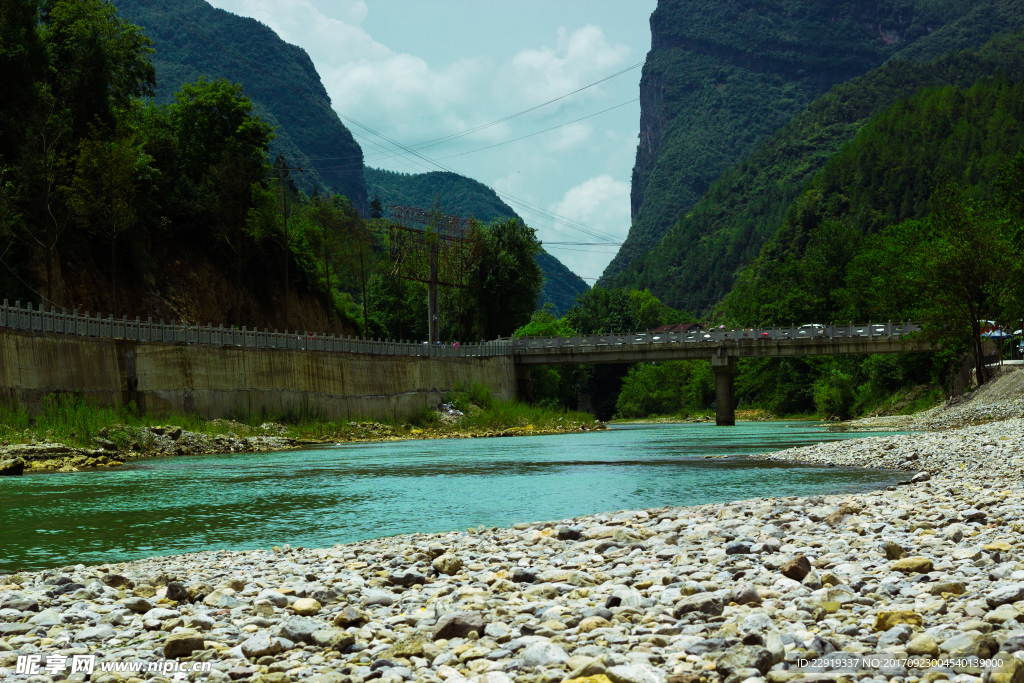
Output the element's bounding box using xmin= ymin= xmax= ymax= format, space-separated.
xmin=511 ymin=323 xmax=936 ymax=425
xmin=0 ymin=300 xmax=934 ymax=425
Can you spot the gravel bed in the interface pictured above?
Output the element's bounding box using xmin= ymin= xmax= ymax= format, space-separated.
xmin=3 ymin=422 xmax=1024 ymax=683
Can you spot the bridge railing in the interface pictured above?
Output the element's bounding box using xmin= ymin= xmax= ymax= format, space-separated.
xmin=0 ymin=300 xmax=514 ymax=358
xmin=511 ymin=323 xmax=922 ymax=350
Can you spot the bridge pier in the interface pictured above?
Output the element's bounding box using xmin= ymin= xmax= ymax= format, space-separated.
xmin=712 ymin=355 xmax=736 ymax=426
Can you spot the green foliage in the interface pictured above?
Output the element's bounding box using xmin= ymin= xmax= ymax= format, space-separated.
xmin=112 ymin=0 xmax=366 ymax=209
xmin=613 ymin=30 xmax=1024 ymax=314
xmin=364 ymin=167 xmax=588 ymax=315
xmin=513 ymin=305 xmax=577 ymax=338
xmin=813 ymin=367 xmax=858 ymax=420
xmin=0 ymin=1 xmax=357 ymax=330
xmin=615 ymin=361 xmax=714 ymax=419
xmin=602 ymin=0 xmax=1009 ymax=283
xmin=564 ymin=287 xmax=679 ymax=334
xmin=724 ymin=76 xmax=1024 ymax=328
xmin=469 ymin=218 xmax=544 ymax=340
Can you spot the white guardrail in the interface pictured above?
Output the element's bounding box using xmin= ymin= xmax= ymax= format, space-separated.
xmin=512 ymin=323 xmax=922 ymax=351
xmin=0 ymin=300 xmax=921 ymax=358
xmin=0 ymin=300 xmax=512 ymax=358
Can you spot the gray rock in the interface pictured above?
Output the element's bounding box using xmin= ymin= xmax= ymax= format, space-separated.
xmin=189 ymin=614 xmax=215 ymax=630
xmin=241 ymin=631 xmax=284 ymax=659
xmin=276 ymin=616 xmax=320 ymax=644
xmin=362 ymin=588 xmax=395 ymax=607
xmin=27 ymin=608 xmax=62 ymax=626
xmin=256 ymin=589 xmax=289 ymax=607
xmin=123 ymin=597 xmax=152 ymax=613
xmin=716 ymin=645 xmax=773 ymax=676
xmin=433 ymin=611 xmax=485 ymax=640
xmin=76 ymin=624 xmax=116 ymax=641
xmin=732 ymin=583 xmax=761 ymax=605
xmin=521 ymin=640 xmax=569 ymax=668
xmin=606 ymin=662 xmax=667 ymax=683
xmin=142 ymin=607 xmax=180 ymax=621
xmin=988 ymin=585 xmax=1024 ymax=608
xmin=511 ymin=568 xmax=537 ymax=583
xmin=878 ymin=624 xmax=913 ymax=647
xmin=673 ymin=592 xmax=724 ymax=618
xmin=310 ymin=629 xmax=355 ymax=650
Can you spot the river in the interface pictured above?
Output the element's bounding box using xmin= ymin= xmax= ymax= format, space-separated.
xmin=0 ymin=422 xmax=907 ymax=572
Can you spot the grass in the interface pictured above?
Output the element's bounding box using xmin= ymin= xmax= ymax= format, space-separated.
xmin=0 ymin=392 xmax=597 ymax=451
xmin=0 ymin=394 xmax=294 ymax=450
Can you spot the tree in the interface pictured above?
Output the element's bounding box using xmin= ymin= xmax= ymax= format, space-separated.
xmin=269 ymin=154 xmax=299 ymax=329
xmin=469 ymin=217 xmax=543 ymax=340
xmin=14 ymin=83 xmax=74 ymax=305
xmin=40 ymin=0 xmax=156 ymax=140
xmin=911 ymin=185 xmax=1014 ymax=386
xmin=67 ymin=126 xmax=151 ymax=309
xmin=303 ymin=194 xmax=362 ymax=328
xmin=212 ymin=145 xmax=271 ymax=326
xmin=564 ymin=287 xmax=670 ymax=334
xmin=370 ymin=195 xmax=383 ymax=219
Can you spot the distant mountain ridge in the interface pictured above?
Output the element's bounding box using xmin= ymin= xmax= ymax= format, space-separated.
xmin=364 ymin=168 xmax=590 ymax=315
xmin=602 ymin=0 xmax=1015 ymax=284
xmin=113 ymin=0 xmax=367 ymax=212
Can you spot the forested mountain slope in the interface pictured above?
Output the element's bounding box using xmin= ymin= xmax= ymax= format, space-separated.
xmin=601 ymin=0 xmax=1023 ymax=284
xmin=723 ymin=75 xmax=1024 ymax=327
xmin=113 ymin=0 xmax=367 ymax=212
xmin=364 ymin=168 xmax=589 ymax=315
xmin=612 ymin=30 xmax=1024 ymax=313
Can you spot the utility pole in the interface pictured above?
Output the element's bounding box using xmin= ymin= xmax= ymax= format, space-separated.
xmin=428 ymin=239 xmax=439 ymax=344
xmin=271 ymin=155 xmax=303 ymax=330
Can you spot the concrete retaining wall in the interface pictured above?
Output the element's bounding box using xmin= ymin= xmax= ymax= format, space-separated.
xmin=0 ymin=328 xmax=516 ymax=421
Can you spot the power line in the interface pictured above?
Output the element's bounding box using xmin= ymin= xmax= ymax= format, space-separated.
xmin=410 ymin=61 xmax=645 ymax=151
xmin=436 ymin=99 xmax=639 ymax=161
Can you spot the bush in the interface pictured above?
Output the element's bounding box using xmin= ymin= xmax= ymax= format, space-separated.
xmin=813 ymin=368 xmax=857 ymax=420
xmin=615 ymin=361 xmax=714 ymax=418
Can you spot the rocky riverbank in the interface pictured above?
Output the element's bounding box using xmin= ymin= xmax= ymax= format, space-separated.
xmin=0 ymin=418 xmax=606 ymax=475
xmin=3 ymin=418 xmax=1024 ymax=683
xmin=847 ymin=366 xmax=1024 ymax=433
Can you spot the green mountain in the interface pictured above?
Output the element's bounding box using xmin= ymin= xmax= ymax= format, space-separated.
xmin=723 ymin=72 xmax=1024 ymax=327
xmin=613 ymin=30 xmax=1024 ymax=313
xmin=112 ymin=0 xmax=367 ymax=212
xmin=602 ymin=0 xmax=1024 ymax=284
xmin=364 ymin=168 xmax=589 ymax=315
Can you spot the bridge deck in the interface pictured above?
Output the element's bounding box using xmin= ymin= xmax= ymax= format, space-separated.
xmin=513 ymin=323 xmax=935 ymax=365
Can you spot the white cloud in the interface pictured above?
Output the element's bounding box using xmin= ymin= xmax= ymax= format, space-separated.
xmin=209 ymin=0 xmax=630 ymax=146
xmin=507 ymin=25 xmax=631 ymax=104
xmin=542 ymin=175 xmax=631 ymax=281
xmin=206 ymin=0 xmax=641 ymax=279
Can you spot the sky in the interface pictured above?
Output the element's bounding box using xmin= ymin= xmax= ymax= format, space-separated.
xmin=204 ymin=0 xmax=658 ymax=281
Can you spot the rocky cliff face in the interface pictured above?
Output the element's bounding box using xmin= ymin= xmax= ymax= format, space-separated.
xmin=605 ymin=0 xmax=991 ymax=285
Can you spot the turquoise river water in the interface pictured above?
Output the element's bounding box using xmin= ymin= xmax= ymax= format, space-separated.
xmin=0 ymin=422 xmax=907 ymax=572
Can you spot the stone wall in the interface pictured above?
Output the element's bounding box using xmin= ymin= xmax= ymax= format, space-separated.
xmin=0 ymin=329 xmax=516 ymax=421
